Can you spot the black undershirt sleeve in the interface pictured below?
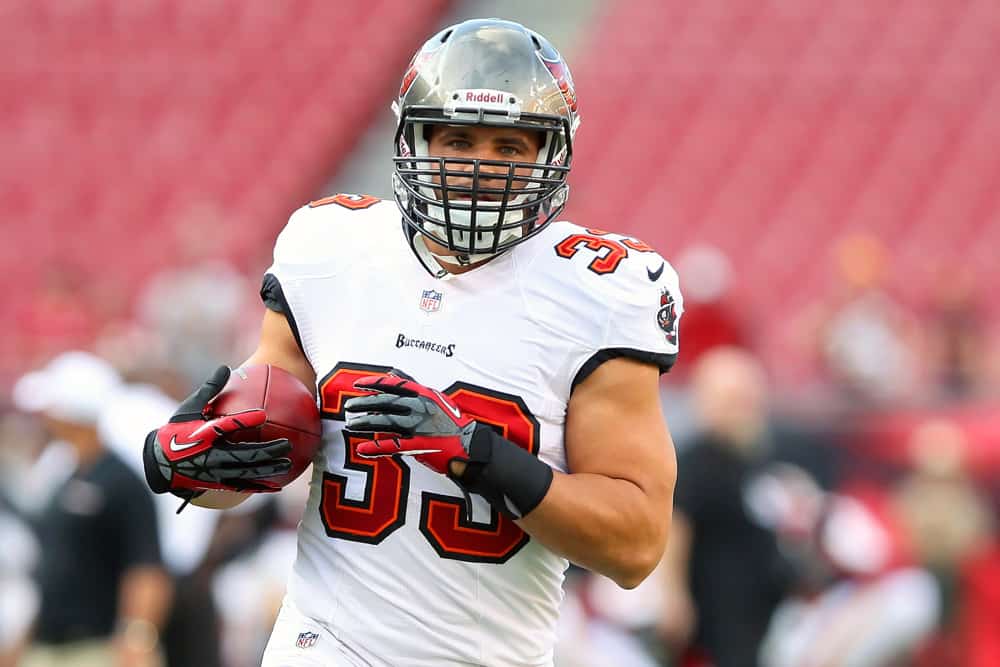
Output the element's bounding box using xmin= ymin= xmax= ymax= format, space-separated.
xmin=260 ymin=273 xmax=306 ymax=356
xmin=571 ymin=347 xmax=677 ymax=393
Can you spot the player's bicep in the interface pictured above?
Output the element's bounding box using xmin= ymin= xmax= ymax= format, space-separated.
xmin=565 ymin=357 xmax=676 ymax=503
xmin=244 ymin=308 xmax=316 ymax=394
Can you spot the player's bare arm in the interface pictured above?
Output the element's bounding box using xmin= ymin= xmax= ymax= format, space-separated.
xmin=114 ymin=565 xmax=173 ymax=661
xmin=189 ymin=308 xmax=315 ymax=509
xmin=517 ymin=357 xmax=676 ymax=589
xmin=244 ymin=308 xmax=317 ymax=391
xmin=659 ymin=512 xmax=697 ymax=646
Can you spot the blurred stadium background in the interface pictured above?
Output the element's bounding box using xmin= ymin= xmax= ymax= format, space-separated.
xmin=2 ymin=0 xmax=999 ymax=665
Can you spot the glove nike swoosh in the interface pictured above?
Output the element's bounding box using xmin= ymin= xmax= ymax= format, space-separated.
xmin=357 ymin=444 xmax=443 ymax=458
xmin=169 ymin=435 xmax=202 ymax=452
xmin=433 ymin=390 xmax=462 ymax=418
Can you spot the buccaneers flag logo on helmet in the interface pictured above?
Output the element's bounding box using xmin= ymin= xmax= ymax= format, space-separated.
xmin=539 ymin=54 xmax=578 ymax=113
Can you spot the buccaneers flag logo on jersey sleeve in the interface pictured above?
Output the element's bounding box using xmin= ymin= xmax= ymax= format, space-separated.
xmin=657 ymin=288 xmax=678 ymax=345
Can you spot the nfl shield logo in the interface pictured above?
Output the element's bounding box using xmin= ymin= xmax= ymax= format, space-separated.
xmin=419 ymin=289 xmax=443 ymax=313
xmin=296 ymin=631 xmax=319 ymax=649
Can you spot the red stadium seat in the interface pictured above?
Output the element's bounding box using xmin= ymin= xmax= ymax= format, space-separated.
xmin=2 ymin=0 xmax=450 ymax=379
xmin=567 ymin=0 xmax=1000 ymax=380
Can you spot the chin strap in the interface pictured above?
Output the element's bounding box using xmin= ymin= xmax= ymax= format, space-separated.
xmin=411 ymin=232 xmax=501 ymax=276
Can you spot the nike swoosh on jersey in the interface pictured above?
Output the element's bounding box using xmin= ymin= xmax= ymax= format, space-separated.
xmin=647 ymin=262 xmax=665 ymax=282
xmin=169 ymin=435 xmax=202 ymax=452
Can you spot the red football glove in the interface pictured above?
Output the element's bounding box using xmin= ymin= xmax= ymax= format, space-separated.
xmin=343 ymin=373 xmax=554 ymax=520
xmin=343 ymin=374 xmax=476 ymax=475
xmin=143 ymin=366 xmax=292 ymax=498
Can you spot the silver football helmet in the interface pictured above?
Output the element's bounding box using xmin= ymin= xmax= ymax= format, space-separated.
xmin=392 ymin=18 xmax=581 ymax=261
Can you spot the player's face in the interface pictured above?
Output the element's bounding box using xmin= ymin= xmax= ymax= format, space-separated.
xmin=426 ymin=124 xmax=543 ymax=199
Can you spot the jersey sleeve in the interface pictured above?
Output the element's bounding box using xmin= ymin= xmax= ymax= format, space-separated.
xmin=259 ymin=196 xmax=389 ymax=366
xmin=260 ymin=205 xmax=314 ymax=357
xmin=260 ymin=202 xmax=358 ymax=364
xmin=260 ymin=272 xmax=305 ymax=354
xmin=569 ymin=249 xmax=684 ymax=390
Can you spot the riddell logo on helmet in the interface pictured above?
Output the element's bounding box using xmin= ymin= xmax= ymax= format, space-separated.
xmin=465 ymin=90 xmax=506 ymax=104
xmin=450 ymin=89 xmax=518 ymax=109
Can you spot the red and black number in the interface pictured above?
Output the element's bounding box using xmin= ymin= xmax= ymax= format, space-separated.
xmin=318 ymin=364 xmax=541 ymax=563
xmin=555 ymin=231 xmax=656 ymax=274
xmin=555 ymin=234 xmax=629 ymax=275
xmin=418 ymin=382 xmax=540 ymax=563
xmin=317 ymin=363 xmax=409 ymax=544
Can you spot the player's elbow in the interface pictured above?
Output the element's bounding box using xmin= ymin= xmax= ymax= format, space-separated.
xmin=611 ymin=541 xmax=663 ymax=590
xmin=616 ymin=514 xmax=671 ymax=589
xmin=614 ymin=571 xmax=647 ymax=590
xmin=614 ymin=497 xmax=671 ymax=589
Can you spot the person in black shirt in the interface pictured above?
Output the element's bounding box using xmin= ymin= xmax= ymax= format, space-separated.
xmin=660 ymin=347 xmax=835 ymax=667
xmin=13 ymin=352 xmax=172 ymax=667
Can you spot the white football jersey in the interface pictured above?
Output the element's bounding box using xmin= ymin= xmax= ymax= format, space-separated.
xmin=263 ymin=194 xmax=682 ymax=667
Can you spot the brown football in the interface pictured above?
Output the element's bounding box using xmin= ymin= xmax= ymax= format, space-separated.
xmin=207 ymin=364 xmax=321 ymax=490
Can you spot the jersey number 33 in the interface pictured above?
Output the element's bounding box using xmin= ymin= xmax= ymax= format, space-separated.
xmin=317 ymin=362 xmax=540 ymax=564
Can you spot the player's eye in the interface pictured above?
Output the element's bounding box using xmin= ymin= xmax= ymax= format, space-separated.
xmin=447 ymin=139 xmax=472 ymax=150
xmin=497 ymin=145 xmax=521 ymax=157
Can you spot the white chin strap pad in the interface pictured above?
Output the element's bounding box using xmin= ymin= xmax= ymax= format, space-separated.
xmin=420 ymin=203 xmax=526 ymax=254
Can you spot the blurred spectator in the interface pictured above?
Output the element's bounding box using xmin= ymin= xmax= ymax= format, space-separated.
xmin=894 ymin=419 xmax=993 ymax=576
xmin=921 ymin=268 xmax=991 ymax=401
xmin=892 ymin=419 xmax=994 ymax=665
xmin=761 ymin=566 xmax=939 ymax=667
xmin=12 ymin=352 xmax=172 ymax=667
xmin=660 ymin=347 xmax=836 ymax=667
xmin=0 ymin=412 xmax=51 ymax=515
xmin=760 ymin=417 xmax=994 ymax=666
xmin=136 ymin=204 xmax=254 ymax=388
xmin=802 ymin=235 xmax=920 ymax=406
xmin=759 ymin=483 xmax=940 ymax=667
xmin=671 ymin=246 xmax=749 ymax=376
xmin=163 ymin=496 xmax=281 ymax=667
xmin=0 ymin=412 xmax=45 ymax=667
xmin=97 ymin=378 xmax=226 ymax=667
xmin=211 ymin=477 xmax=310 ymax=667
xmin=0 ymin=488 xmax=38 ymax=667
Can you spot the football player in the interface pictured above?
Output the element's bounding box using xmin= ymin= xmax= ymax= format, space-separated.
xmin=143 ymin=18 xmax=683 ymax=667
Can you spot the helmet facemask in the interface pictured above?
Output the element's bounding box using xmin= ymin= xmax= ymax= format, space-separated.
xmin=391 ymin=19 xmax=580 ymax=263
xmin=393 ymin=108 xmax=572 ymax=260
